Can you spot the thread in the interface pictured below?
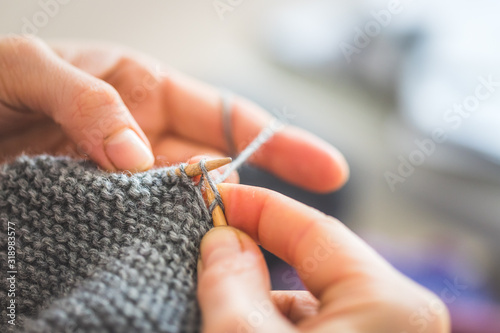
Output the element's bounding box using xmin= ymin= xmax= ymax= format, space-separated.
xmin=199 ymin=159 xmax=225 ymax=214
xmin=0 ymin=155 xmax=211 ymax=332
xmin=216 ymin=118 xmax=282 ymax=184
xmin=200 ymin=92 xmax=283 ymax=217
xmin=221 ymin=90 xmax=238 ymax=157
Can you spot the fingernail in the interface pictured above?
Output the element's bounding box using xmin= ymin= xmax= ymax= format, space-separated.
xmin=200 ymin=227 xmax=243 ymax=268
xmin=105 ymin=128 xmax=154 ymax=172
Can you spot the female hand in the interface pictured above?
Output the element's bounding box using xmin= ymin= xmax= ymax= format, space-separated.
xmin=0 ymin=35 xmax=348 ymax=192
xmin=197 ymin=184 xmax=451 ymax=333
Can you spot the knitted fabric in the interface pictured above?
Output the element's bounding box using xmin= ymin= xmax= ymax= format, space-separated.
xmin=0 ymin=155 xmax=213 ymax=333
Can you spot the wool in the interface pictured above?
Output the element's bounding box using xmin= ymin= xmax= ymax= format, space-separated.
xmin=196 ymin=160 xmax=223 ymax=217
xmin=221 ymin=89 xmax=238 ymax=158
xmin=0 ymin=155 xmax=213 ymax=333
xmin=217 ymin=89 xmax=281 ymax=184
xmin=216 ymin=119 xmax=281 ymax=184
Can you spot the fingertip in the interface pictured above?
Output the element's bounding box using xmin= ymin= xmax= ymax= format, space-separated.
xmin=199 ymin=226 xmax=266 ymax=277
xmin=104 ymin=128 xmax=155 ymax=172
xmin=252 ymin=125 xmax=349 ymax=193
xmin=312 ymin=144 xmax=350 ymax=193
xmin=197 ymin=225 xmax=285 ymax=333
xmin=288 ymin=126 xmax=350 ymax=193
xmin=200 ymin=227 xmax=245 ymax=268
xmin=198 ymin=226 xmax=269 ymax=297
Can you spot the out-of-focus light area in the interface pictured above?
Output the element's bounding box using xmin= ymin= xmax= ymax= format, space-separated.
xmin=2 ymin=0 xmax=499 ymax=331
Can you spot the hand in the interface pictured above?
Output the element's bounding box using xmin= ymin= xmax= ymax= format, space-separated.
xmin=197 ymin=184 xmax=451 ymax=333
xmin=0 ymin=35 xmax=348 ymax=192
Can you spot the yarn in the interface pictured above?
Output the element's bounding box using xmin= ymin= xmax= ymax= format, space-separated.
xmin=0 ymin=109 xmax=280 ymax=332
xmin=0 ymin=155 xmax=212 ymax=333
xmin=221 ymin=90 xmax=238 ymax=158
xmin=216 ymin=118 xmax=282 ymax=184
xmin=198 ymin=159 xmax=224 ymax=215
xmin=217 ymin=89 xmax=282 ymax=184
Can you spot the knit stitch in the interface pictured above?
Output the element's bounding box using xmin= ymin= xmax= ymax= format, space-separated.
xmin=0 ymin=155 xmax=213 ymax=333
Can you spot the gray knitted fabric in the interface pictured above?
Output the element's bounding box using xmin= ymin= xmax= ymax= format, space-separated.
xmin=0 ymin=155 xmax=213 ymax=333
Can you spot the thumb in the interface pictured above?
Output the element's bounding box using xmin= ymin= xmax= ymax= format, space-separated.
xmin=0 ymin=35 xmax=154 ymax=171
xmin=197 ymin=227 xmax=294 ymax=333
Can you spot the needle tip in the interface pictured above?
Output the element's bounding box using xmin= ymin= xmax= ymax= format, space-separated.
xmin=176 ymin=157 xmax=233 ymax=177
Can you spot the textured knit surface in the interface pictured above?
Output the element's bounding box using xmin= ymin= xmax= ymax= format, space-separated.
xmin=0 ymin=155 xmax=212 ymax=333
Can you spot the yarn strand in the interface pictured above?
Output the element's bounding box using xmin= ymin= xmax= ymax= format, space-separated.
xmin=199 ymin=159 xmax=225 ymax=214
xmin=216 ymin=118 xmax=282 ymax=184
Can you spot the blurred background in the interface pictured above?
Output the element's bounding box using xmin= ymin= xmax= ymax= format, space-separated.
xmin=1 ymin=1 xmax=499 ymax=332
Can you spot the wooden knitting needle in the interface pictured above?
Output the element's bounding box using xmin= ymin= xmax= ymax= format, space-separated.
xmin=204 ymin=180 xmax=228 ymax=227
xmin=174 ymin=157 xmax=232 ymax=178
xmin=173 ymin=157 xmax=230 ymax=227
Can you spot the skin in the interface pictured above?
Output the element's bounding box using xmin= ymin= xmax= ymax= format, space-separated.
xmin=198 ymin=184 xmax=451 ymax=333
xmin=0 ymin=34 xmax=348 ymax=192
xmin=0 ymin=35 xmax=449 ymax=333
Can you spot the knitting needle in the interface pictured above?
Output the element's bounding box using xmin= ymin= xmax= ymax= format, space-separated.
xmin=174 ymin=157 xmax=232 ymax=178
xmin=173 ymin=157 xmax=230 ymax=226
xmin=204 ymin=180 xmax=228 ymax=227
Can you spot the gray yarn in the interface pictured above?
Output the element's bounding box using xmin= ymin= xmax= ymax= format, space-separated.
xmin=217 ymin=89 xmax=281 ymax=184
xmin=0 ymin=155 xmax=213 ymax=333
xmin=220 ymin=90 xmax=238 ymax=158
xmin=216 ymin=119 xmax=281 ymax=184
xmin=198 ymin=160 xmax=224 ymax=214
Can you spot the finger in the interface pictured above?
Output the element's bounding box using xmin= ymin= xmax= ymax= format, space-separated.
xmin=48 ymin=43 xmax=349 ymax=192
xmin=0 ymin=35 xmax=154 ymax=172
xmin=218 ymin=183 xmax=394 ymax=302
xmin=197 ymin=227 xmax=294 ymax=333
xmin=163 ymin=74 xmax=349 ymax=193
xmin=153 ymin=136 xmax=223 ymax=164
xmin=271 ymin=291 xmax=319 ymax=324
xmin=220 ymin=185 xmax=451 ymax=333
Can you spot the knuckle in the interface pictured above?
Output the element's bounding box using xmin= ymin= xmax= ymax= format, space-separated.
xmin=116 ymin=54 xmax=155 ymax=81
xmin=0 ymin=34 xmax=45 ymax=60
xmin=0 ymin=34 xmax=47 ymax=102
xmin=117 ymin=52 xmax=171 ymax=87
xmin=117 ymin=54 xmax=142 ymax=69
xmin=117 ymin=54 xmax=166 ymax=90
xmin=72 ymin=82 xmax=120 ymax=118
xmin=368 ymin=281 xmax=451 ymax=333
xmin=55 ymin=82 xmax=125 ymax=135
xmin=287 ymin=219 xmax=321 ymax=264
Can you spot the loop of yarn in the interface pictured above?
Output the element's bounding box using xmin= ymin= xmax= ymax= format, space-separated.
xmin=199 ymin=159 xmax=225 ymax=215
xmin=0 ymin=155 xmax=211 ymax=333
